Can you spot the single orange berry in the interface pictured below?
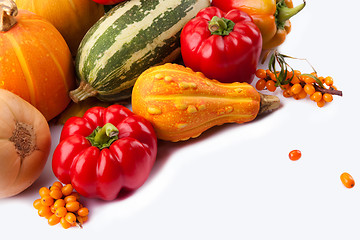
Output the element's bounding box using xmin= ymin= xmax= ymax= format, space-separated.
xmin=70 ymin=192 xmax=81 ymax=201
xmin=50 ymin=188 xmax=63 ymax=200
xmin=310 ymin=72 xmax=318 ymax=77
xmin=66 ymin=201 xmax=80 ymax=212
xmin=283 ymin=89 xmax=293 ymax=98
xmin=294 ymin=89 xmax=307 ymax=100
xmin=289 ymin=150 xmax=301 ymax=161
xmin=52 ymin=181 xmax=63 ymax=189
xmin=310 ymin=92 xmax=322 ymax=102
xmin=65 ymin=212 xmax=77 ymax=225
xmin=41 ymin=196 xmax=54 ymax=207
xmin=61 ymin=184 xmax=74 ymax=196
xmin=255 ymin=79 xmax=266 ymax=91
xmin=77 ymin=207 xmax=89 ymax=217
xmin=290 ymin=75 xmax=300 ymax=84
xmin=294 ymin=70 xmax=301 ymax=76
xmin=290 ymin=83 xmax=302 ymax=95
xmin=55 ymin=207 xmax=68 ymax=218
xmin=340 ymin=172 xmax=355 ymax=188
xmin=317 ymin=99 xmax=326 ymax=108
xmin=60 ymin=217 xmax=72 ymax=229
xmin=77 ymin=215 xmax=88 ymax=225
xmin=303 ymin=84 xmax=315 ymax=95
xmin=33 ymin=199 xmax=42 ymax=210
xmin=64 ymin=195 xmax=77 ymax=203
xmin=255 ymin=69 xmax=267 ymax=79
xmin=39 ymin=187 xmax=50 ymax=197
xmin=324 ymin=76 xmax=334 ymax=86
xmin=266 ymin=80 xmax=277 ymax=92
xmin=48 ymin=214 xmax=61 ymax=226
xmin=303 ymin=75 xmax=315 ymax=84
xmin=38 ymin=206 xmax=52 ymax=217
xmin=50 ymin=204 xmax=56 ymax=214
xmin=54 ymin=199 xmax=66 ymax=209
xmin=323 ymin=93 xmax=333 ymax=103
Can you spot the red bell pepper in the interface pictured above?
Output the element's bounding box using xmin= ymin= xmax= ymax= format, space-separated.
xmin=180 ymin=6 xmax=262 ymax=84
xmin=52 ymin=105 xmax=157 ymax=201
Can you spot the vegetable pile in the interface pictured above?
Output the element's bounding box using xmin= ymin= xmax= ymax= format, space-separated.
xmin=0 ymin=0 xmax=344 ymax=229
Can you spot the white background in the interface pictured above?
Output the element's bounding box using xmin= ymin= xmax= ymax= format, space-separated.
xmin=1 ymin=0 xmax=360 ymax=239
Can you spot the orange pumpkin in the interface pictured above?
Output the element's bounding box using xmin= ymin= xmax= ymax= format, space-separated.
xmin=0 ymin=0 xmax=76 ymax=121
xmin=14 ymin=0 xmax=104 ymax=56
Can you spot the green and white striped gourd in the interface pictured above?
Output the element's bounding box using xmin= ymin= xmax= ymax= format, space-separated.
xmin=70 ymin=0 xmax=210 ymax=103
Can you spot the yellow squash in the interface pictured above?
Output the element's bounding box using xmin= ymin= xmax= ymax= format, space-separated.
xmin=132 ymin=63 xmax=280 ymax=142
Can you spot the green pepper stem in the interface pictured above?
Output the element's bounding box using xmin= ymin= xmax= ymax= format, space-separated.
xmin=94 ymin=123 xmax=119 ymax=146
xmin=208 ymin=16 xmax=235 ymax=36
xmin=276 ymin=0 xmax=306 ymax=28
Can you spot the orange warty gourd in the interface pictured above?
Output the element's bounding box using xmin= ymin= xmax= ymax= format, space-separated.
xmin=0 ymin=0 xmax=76 ymax=121
xmin=132 ymin=63 xmax=280 ymax=142
xmin=14 ymin=0 xmax=104 ymax=56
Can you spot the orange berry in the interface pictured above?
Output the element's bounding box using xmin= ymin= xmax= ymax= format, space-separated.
xmin=77 ymin=215 xmax=88 ymax=225
xmin=33 ymin=199 xmax=42 ymax=210
xmin=255 ymin=79 xmax=266 ymax=91
xmin=283 ymin=89 xmax=293 ymax=98
xmin=294 ymin=89 xmax=307 ymax=100
xmin=310 ymin=72 xmax=318 ymax=77
xmin=39 ymin=187 xmax=50 ymax=197
xmin=48 ymin=214 xmax=61 ymax=226
xmin=65 ymin=212 xmax=77 ymax=225
xmin=255 ymin=69 xmax=267 ymax=79
xmin=294 ymin=70 xmax=301 ymax=76
xmin=304 ymin=84 xmax=315 ymax=95
xmin=266 ymin=80 xmax=277 ymax=92
xmin=50 ymin=188 xmax=63 ymax=200
xmin=38 ymin=206 xmax=52 ymax=217
xmin=290 ymin=83 xmax=302 ymax=95
xmin=64 ymin=195 xmax=77 ymax=203
xmin=340 ymin=172 xmax=355 ymax=188
xmin=266 ymin=70 xmax=276 ymax=81
xmin=289 ymin=150 xmax=301 ymax=161
xmin=54 ymin=199 xmax=66 ymax=209
xmin=290 ymin=75 xmax=300 ymax=84
xmin=55 ymin=207 xmax=68 ymax=218
xmin=41 ymin=196 xmax=54 ymax=207
xmin=323 ymin=93 xmax=333 ymax=102
xmin=317 ymin=99 xmax=326 ymax=108
xmin=70 ymin=192 xmax=81 ymax=201
xmin=302 ymin=75 xmax=315 ymax=84
xmin=61 ymin=184 xmax=74 ymax=196
xmin=310 ymin=92 xmax=322 ymax=102
xmin=66 ymin=201 xmax=80 ymax=212
xmin=77 ymin=207 xmax=89 ymax=217
xmin=60 ymin=217 xmax=72 ymax=229
xmin=50 ymin=204 xmax=56 ymax=213
xmin=52 ymin=181 xmax=63 ymax=189
xmin=324 ymin=76 xmax=334 ymax=86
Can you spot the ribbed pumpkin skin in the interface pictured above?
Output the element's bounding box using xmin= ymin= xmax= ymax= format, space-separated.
xmin=14 ymin=0 xmax=104 ymax=56
xmin=0 ymin=10 xmax=76 ymax=121
xmin=132 ymin=63 xmax=261 ymax=142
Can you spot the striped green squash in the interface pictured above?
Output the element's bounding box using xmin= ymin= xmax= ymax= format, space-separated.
xmin=70 ymin=0 xmax=210 ymax=103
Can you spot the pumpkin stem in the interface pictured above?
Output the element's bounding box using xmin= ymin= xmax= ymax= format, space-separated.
xmin=0 ymin=0 xmax=18 ymax=32
xmin=69 ymin=81 xmax=98 ymax=103
xmin=258 ymin=93 xmax=280 ymax=115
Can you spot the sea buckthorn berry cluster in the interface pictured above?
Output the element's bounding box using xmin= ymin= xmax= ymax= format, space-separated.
xmin=33 ymin=181 xmax=89 ymax=229
xmin=255 ymin=52 xmax=342 ymax=108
